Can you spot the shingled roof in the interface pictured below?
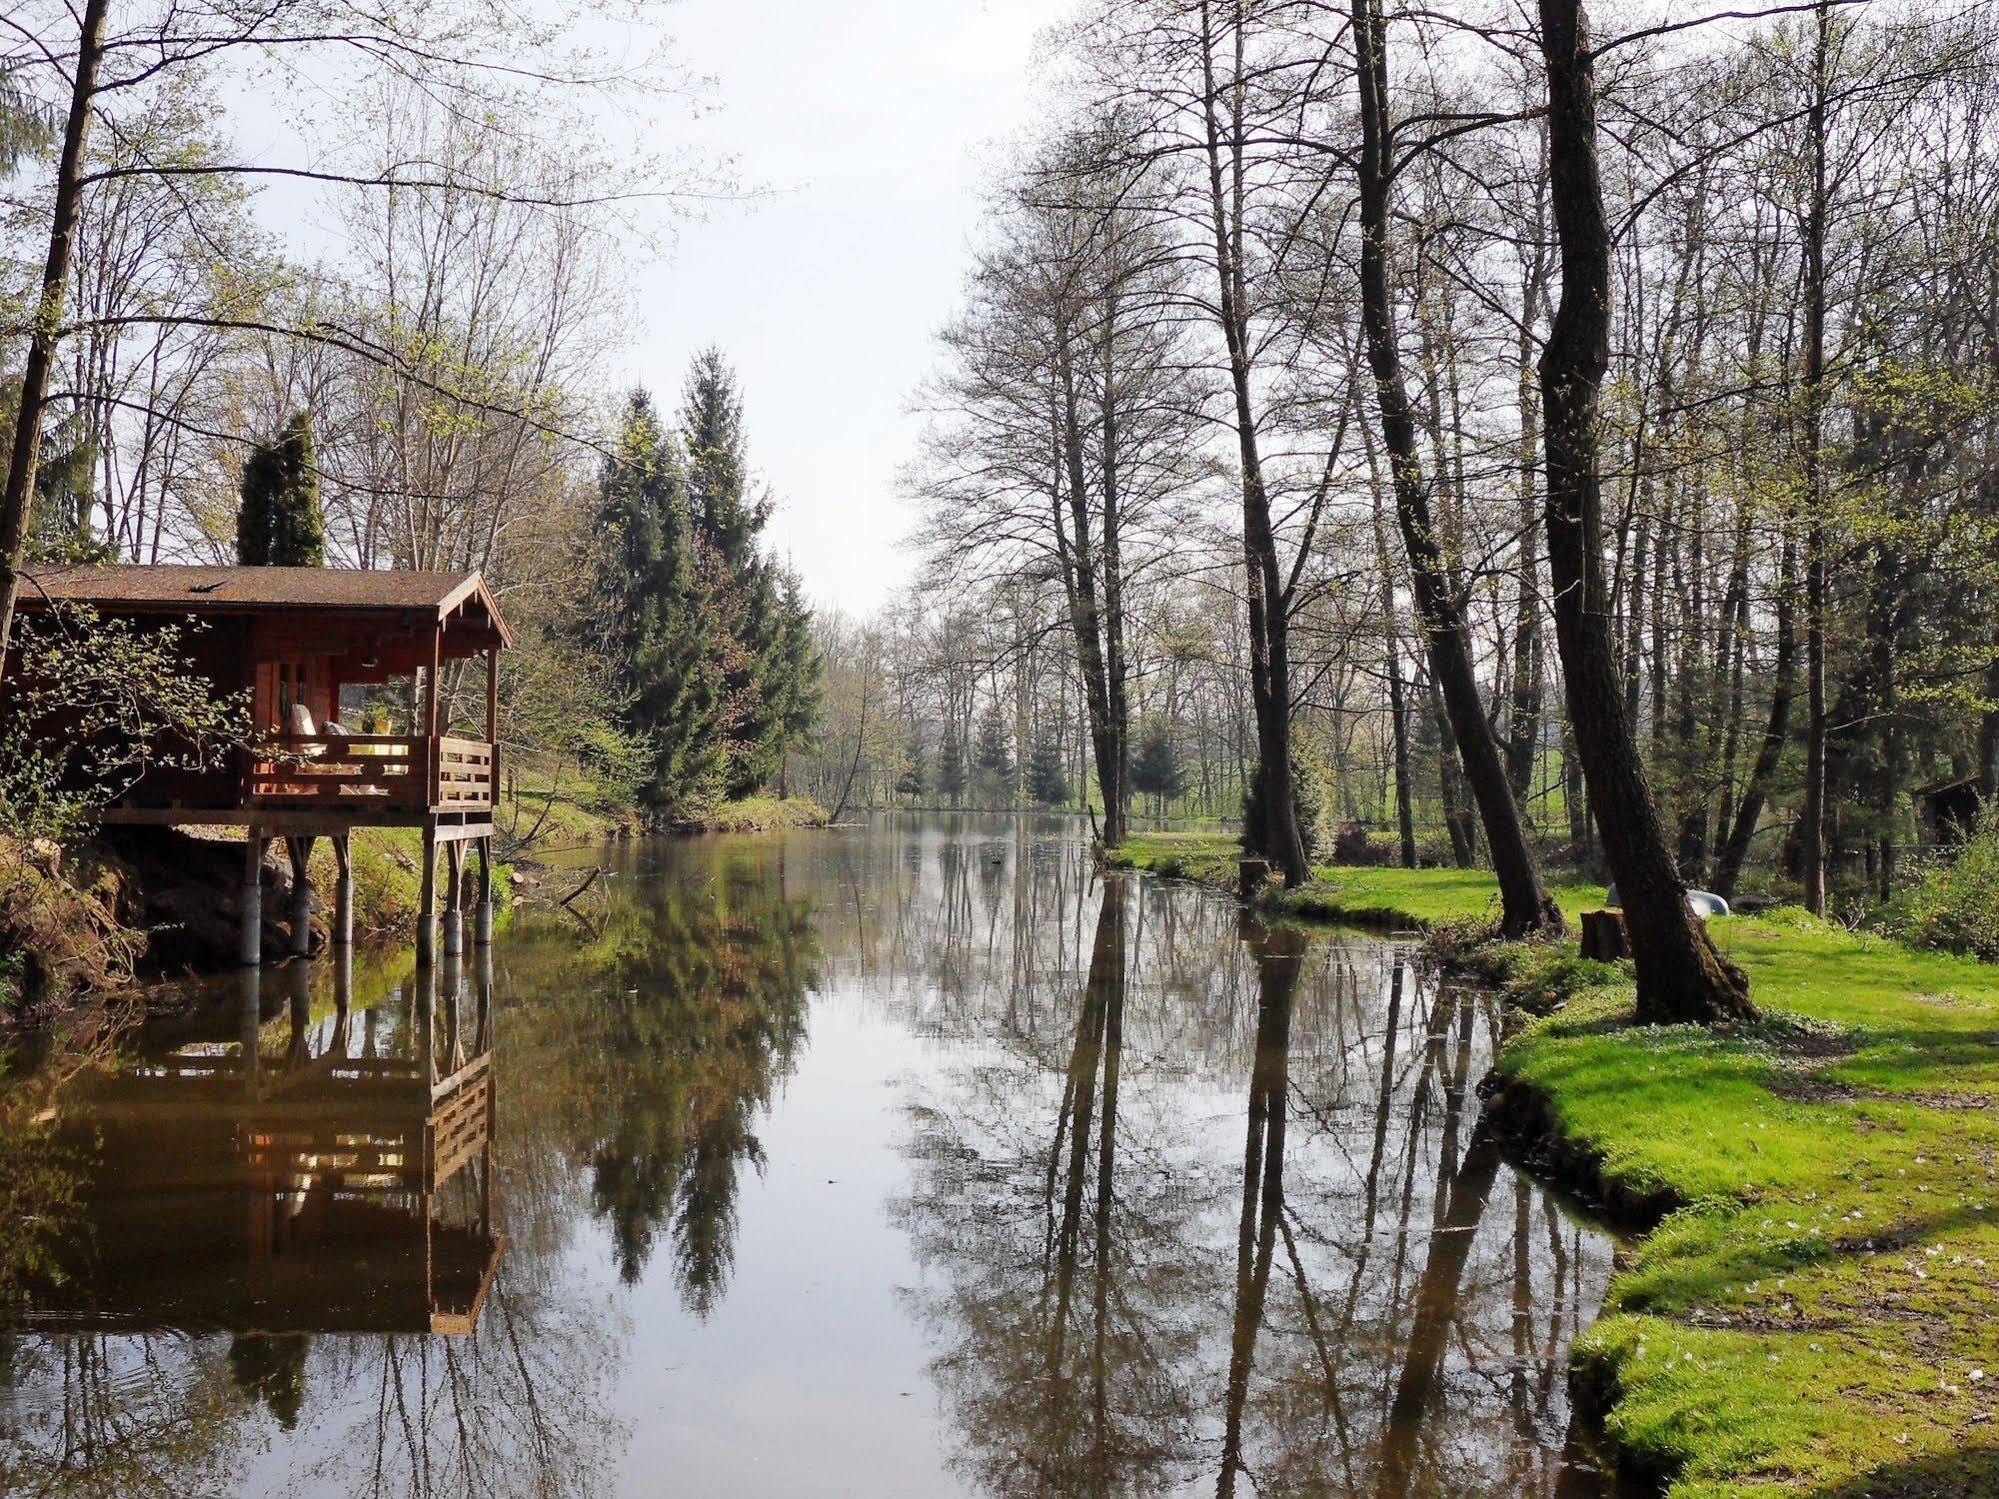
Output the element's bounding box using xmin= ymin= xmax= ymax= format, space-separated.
xmin=19 ymin=564 xmax=512 ymax=645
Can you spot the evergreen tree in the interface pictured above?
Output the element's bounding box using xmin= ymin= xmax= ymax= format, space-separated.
xmin=937 ymin=732 xmax=968 ymax=806
xmin=1026 ymin=729 xmax=1070 ymax=807
xmin=592 ymin=391 xmax=728 ymax=819
xmin=674 ymin=350 xmax=819 ymax=797
xmin=739 ymin=566 xmax=820 ymax=796
xmin=681 ymin=346 xmax=769 ymax=565
xmin=236 ymin=413 xmax=324 ymax=566
xmin=19 ymin=405 xmax=102 ymax=563
xmin=974 ymin=707 xmax=1014 ymax=804
xmin=590 ymin=366 xmax=822 ymax=818
xmin=1131 ymin=718 xmax=1184 ymax=816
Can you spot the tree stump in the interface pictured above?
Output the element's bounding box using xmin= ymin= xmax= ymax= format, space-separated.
xmin=1238 ymin=858 xmax=1271 ymax=900
xmin=1579 ymin=908 xmax=1629 ymax=962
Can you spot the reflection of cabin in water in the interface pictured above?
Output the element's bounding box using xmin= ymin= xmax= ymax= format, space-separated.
xmin=14 ymin=563 xmax=512 ymax=963
xmin=18 ymin=956 xmax=501 ymax=1337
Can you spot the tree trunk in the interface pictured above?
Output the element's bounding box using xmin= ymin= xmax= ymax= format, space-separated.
xmin=1799 ymin=0 xmax=1834 ymax=917
xmin=1562 ymin=722 xmax=1593 ymax=867
xmin=1098 ymin=323 xmax=1131 ymax=845
xmin=1050 ymin=350 xmax=1127 ymax=848
xmin=1505 ymin=333 xmax=1545 ymax=805
xmin=1712 ymin=532 xmax=1795 ymax=897
xmin=0 ymin=0 xmax=110 ymax=671
xmin=1537 ymin=0 xmax=1754 ymax=1024
xmin=1196 ymin=0 xmax=1308 ymax=886
xmin=1427 ymin=670 xmax=1476 ymax=869
xmin=1387 ymin=647 xmax=1417 ymax=867
xmin=1351 ymin=0 xmax=1560 ymax=935
xmin=1978 ymin=639 xmax=1999 ymax=799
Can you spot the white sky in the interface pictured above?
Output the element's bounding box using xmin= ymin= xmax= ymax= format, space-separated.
xmin=622 ymin=0 xmax=1074 ymax=618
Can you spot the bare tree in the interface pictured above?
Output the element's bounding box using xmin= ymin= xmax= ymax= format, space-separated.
xmin=1536 ymin=0 xmax=1755 ymax=1024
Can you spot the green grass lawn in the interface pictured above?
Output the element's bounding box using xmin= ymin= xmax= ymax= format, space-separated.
xmin=1104 ymin=832 xmax=1605 ymax=927
xmin=1109 ymin=833 xmax=1999 ymax=1493
xmin=1492 ymin=912 xmax=1999 ymax=1496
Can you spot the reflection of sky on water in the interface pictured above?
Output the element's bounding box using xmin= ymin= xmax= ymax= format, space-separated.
xmin=0 ymin=814 xmax=1615 ymax=1497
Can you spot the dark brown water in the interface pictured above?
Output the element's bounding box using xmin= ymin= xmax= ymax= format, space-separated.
xmin=0 ymin=815 xmax=1616 ymax=1497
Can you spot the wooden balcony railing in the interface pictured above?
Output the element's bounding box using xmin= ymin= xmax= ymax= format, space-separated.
xmin=434 ymin=736 xmax=495 ymax=811
xmin=247 ymin=734 xmax=494 ymax=814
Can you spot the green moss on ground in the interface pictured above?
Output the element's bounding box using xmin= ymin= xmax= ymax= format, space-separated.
xmin=1104 ymin=832 xmax=1605 ymax=928
xmin=1486 ymin=912 xmax=1999 ymax=1496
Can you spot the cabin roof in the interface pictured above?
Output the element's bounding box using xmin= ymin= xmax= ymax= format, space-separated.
xmin=20 ymin=564 xmax=513 ymax=647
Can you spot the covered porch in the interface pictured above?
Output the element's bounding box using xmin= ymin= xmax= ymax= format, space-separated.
xmin=18 ymin=563 xmax=515 ymax=964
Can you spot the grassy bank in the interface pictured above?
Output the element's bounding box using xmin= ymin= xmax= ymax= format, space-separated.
xmin=1109 ymin=836 xmax=1999 ymax=1492
xmin=1104 ymin=832 xmax=1605 ymax=927
xmin=677 ymin=795 xmax=830 ymax=834
xmin=1481 ymin=913 xmax=1999 ymax=1496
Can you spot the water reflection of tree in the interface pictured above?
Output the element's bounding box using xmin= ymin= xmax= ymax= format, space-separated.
xmin=892 ymin=837 xmax=1609 ymax=1499
xmin=505 ymin=847 xmax=816 ymax=1311
xmin=897 ymin=876 xmax=1207 ymax=1495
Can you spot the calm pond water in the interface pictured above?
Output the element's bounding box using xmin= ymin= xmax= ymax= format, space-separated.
xmin=0 ymin=815 xmax=1616 ymax=1497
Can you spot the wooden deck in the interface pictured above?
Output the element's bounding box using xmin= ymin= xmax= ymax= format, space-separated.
xmin=97 ymin=731 xmax=497 ymax=831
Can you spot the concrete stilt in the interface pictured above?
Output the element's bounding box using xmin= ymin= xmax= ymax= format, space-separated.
xmin=240 ymin=832 xmax=265 ymax=966
xmin=288 ymin=835 xmax=315 ymax=957
xmin=333 ymin=835 xmax=354 ymax=948
xmin=417 ymin=823 xmax=437 ymax=966
xmin=443 ymin=840 xmax=464 ymax=957
xmin=474 ymin=835 xmax=494 ymax=946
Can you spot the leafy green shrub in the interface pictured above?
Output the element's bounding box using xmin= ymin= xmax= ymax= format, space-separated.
xmin=0 ymin=604 xmax=248 ymax=841
xmin=1894 ymin=805 xmax=1999 ymax=960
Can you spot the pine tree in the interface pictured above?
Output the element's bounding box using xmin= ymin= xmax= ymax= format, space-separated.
xmin=236 ymin=413 xmax=324 ymax=566
xmin=1026 ymin=729 xmax=1070 ymax=807
xmin=674 ymin=350 xmax=819 ymax=797
xmin=1131 ymin=719 xmax=1183 ymax=816
xmin=937 ymin=732 xmax=967 ymax=806
xmin=592 ymin=391 xmax=728 ymax=819
xmin=974 ymin=707 xmax=1014 ymax=804
xmin=20 ymin=406 xmax=102 ymax=563
xmin=681 ymin=346 xmax=769 ymax=567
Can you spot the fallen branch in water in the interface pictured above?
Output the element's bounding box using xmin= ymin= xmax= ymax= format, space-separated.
xmin=557 ymin=867 xmax=602 ymax=909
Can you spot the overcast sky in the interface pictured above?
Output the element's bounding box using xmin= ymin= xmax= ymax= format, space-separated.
xmin=623 ymin=0 xmax=1073 ymax=618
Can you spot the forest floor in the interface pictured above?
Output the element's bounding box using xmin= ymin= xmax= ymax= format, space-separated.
xmin=1108 ymin=833 xmax=1999 ymax=1497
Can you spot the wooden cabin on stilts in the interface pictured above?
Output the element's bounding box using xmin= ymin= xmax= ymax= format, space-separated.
xmin=15 ymin=564 xmax=513 ymax=966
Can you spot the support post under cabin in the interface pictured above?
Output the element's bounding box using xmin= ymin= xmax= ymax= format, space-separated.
xmin=333 ymin=834 xmax=354 ymax=947
xmin=288 ymin=834 xmax=315 ymax=957
xmin=475 ymin=835 xmax=494 ymax=946
xmin=240 ymin=831 xmax=265 ymax=966
xmin=417 ymin=822 xmax=437 ymax=965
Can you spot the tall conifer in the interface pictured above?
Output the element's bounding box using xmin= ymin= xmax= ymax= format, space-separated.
xmin=236 ymin=413 xmax=324 ymax=566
